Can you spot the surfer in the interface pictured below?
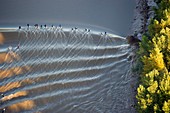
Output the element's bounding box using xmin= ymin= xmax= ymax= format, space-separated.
xmin=16 ymin=44 xmax=20 ymax=50
xmin=1 ymin=94 xmax=4 ymax=97
xmin=34 ymin=24 xmax=38 ymax=28
xmin=8 ymin=46 xmax=13 ymax=52
xmin=105 ymin=32 xmax=107 ymax=35
xmin=59 ymin=24 xmax=63 ymax=30
xmin=27 ymin=24 xmax=29 ymax=28
xmin=1 ymin=108 xmax=5 ymax=113
xmin=26 ymin=24 xmax=29 ymax=30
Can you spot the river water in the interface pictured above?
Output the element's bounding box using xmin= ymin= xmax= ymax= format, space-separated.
xmin=0 ymin=27 xmax=137 ymax=113
xmin=0 ymin=0 xmax=135 ymax=36
xmin=0 ymin=0 xmax=137 ymax=112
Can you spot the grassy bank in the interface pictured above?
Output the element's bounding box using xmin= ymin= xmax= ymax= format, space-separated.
xmin=136 ymin=0 xmax=170 ymax=112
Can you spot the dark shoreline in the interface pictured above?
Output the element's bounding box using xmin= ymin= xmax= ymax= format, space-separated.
xmin=127 ymin=0 xmax=157 ymax=112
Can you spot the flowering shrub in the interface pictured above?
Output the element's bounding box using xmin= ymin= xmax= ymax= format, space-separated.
xmin=136 ymin=0 xmax=170 ymax=112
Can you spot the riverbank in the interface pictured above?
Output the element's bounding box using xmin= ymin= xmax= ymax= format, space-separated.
xmin=134 ymin=0 xmax=170 ymax=112
xmin=129 ymin=0 xmax=157 ymax=71
xmin=127 ymin=0 xmax=157 ymax=60
xmin=127 ymin=0 xmax=157 ymax=112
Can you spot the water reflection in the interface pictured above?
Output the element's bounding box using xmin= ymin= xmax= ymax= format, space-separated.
xmin=0 ymin=33 xmax=5 ymax=45
xmin=0 ymin=66 xmax=30 ymax=79
xmin=0 ymin=32 xmax=35 ymax=113
xmin=7 ymin=100 xmax=35 ymax=112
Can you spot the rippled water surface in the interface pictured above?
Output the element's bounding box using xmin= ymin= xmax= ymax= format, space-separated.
xmin=0 ymin=28 xmax=135 ymax=113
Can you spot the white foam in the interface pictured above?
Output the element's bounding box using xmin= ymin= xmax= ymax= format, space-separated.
xmin=0 ymin=26 xmax=123 ymax=38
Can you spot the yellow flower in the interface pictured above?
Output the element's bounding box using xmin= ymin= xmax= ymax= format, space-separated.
xmin=163 ymin=100 xmax=170 ymax=113
xmin=147 ymin=81 xmax=158 ymax=94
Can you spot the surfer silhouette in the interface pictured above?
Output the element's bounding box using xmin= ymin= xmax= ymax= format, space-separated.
xmin=34 ymin=24 xmax=38 ymax=28
xmin=16 ymin=44 xmax=20 ymax=50
xmin=27 ymin=24 xmax=29 ymax=28
xmin=1 ymin=108 xmax=5 ymax=113
xmin=8 ymin=46 xmax=12 ymax=52
xmin=1 ymin=94 xmax=4 ymax=97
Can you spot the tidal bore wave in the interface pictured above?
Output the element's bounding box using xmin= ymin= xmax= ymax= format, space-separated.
xmin=0 ymin=27 xmax=135 ymax=113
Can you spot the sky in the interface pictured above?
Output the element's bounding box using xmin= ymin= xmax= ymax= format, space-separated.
xmin=0 ymin=0 xmax=135 ymax=36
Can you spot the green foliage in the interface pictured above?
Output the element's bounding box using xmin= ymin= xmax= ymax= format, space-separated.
xmin=162 ymin=100 xmax=170 ymax=113
xmin=154 ymin=0 xmax=170 ymax=21
xmin=142 ymin=43 xmax=165 ymax=74
xmin=136 ymin=69 xmax=160 ymax=112
xmin=138 ymin=35 xmax=152 ymax=56
xmin=132 ymin=58 xmax=143 ymax=73
xmin=136 ymin=0 xmax=170 ymax=112
xmin=136 ymin=69 xmax=170 ymax=112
